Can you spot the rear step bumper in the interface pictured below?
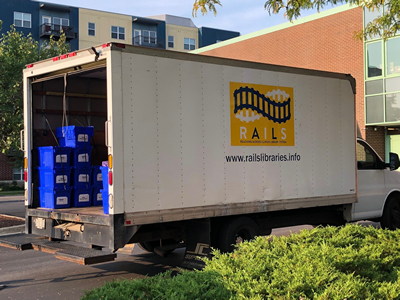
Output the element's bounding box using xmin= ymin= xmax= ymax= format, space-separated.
xmin=0 ymin=233 xmax=116 ymax=265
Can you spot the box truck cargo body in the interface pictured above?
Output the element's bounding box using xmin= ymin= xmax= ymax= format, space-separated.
xmin=1 ymin=43 xmax=400 ymax=267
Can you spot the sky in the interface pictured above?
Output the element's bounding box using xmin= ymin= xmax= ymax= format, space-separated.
xmin=39 ymin=0 xmax=342 ymax=36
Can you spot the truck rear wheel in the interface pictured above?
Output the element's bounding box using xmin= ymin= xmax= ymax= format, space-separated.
xmin=381 ymin=196 xmax=400 ymax=230
xmin=218 ymin=217 xmax=260 ymax=253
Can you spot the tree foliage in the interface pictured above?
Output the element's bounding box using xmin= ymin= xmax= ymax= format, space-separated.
xmin=193 ymin=0 xmax=221 ymax=16
xmin=0 ymin=23 xmax=70 ymax=155
xmin=192 ymin=0 xmax=400 ymax=40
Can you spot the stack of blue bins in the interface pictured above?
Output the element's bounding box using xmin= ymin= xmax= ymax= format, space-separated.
xmin=92 ymin=166 xmax=103 ymax=207
xmin=37 ymin=146 xmax=72 ymax=209
xmin=56 ymin=126 xmax=94 ymax=208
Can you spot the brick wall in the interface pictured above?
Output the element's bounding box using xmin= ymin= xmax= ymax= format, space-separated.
xmin=200 ymin=7 xmax=384 ymax=156
xmin=0 ymin=153 xmax=14 ymax=180
xmin=365 ymin=126 xmax=386 ymax=160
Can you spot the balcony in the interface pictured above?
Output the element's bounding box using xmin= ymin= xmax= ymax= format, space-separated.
xmin=133 ymin=35 xmax=164 ymax=49
xmin=40 ymin=23 xmax=77 ymax=39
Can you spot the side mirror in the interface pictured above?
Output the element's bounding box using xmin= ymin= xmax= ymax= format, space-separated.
xmin=388 ymin=152 xmax=400 ymax=171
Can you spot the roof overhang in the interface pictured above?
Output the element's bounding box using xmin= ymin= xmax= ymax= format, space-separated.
xmin=40 ymin=3 xmax=73 ymax=12
xmin=133 ymin=17 xmax=162 ymax=25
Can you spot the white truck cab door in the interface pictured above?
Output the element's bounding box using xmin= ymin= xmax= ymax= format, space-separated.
xmin=352 ymin=140 xmax=386 ymax=220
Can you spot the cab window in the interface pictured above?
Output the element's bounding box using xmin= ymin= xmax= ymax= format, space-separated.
xmin=357 ymin=141 xmax=379 ymax=169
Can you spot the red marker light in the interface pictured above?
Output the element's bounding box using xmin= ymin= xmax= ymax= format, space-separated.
xmin=126 ymin=220 xmax=131 ymax=225
xmin=27 ymin=64 xmax=33 ymax=68
xmin=53 ymin=57 xmax=59 ymax=61
xmin=102 ymin=43 xmax=110 ymax=48
xmin=68 ymin=52 xmax=76 ymax=57
xmin=114 ymin=43 xmax=125 ymax=48
xmin=24 ymin=171 xmax=28 ymax=182
xmin=109 ymin=171 xmax=113 ymax=185
xmin=60 ymin=54 xmax=68 ymax=60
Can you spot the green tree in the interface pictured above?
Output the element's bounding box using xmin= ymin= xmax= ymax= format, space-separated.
xmin=0 ymin=22 xmax=70 ymax=158
xmin=192 ymin=0 xmax=400 ymax=40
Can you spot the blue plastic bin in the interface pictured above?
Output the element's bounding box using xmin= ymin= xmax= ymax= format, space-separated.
xmin=71 ymin=187 xmax=92 ymax=207
xmin=92 ymin=166 xmax=103 ymax=187
xmin=38 ymin=146 xmax=71 ymax=168
xmin=71 ymin=167 xmax=91 ymax=188
xmin=92 ymin=187 xmax=102 ymax=206
xmin=71 ymin=147 xmax=92 ymax=167
xmin=39 ymin=187 xmax=71 ymax=209
xmin=56 ymin=126 xmax=94 ymax=148
xmin=38 ymin=167 xmax=71 ymax=189
xmin=101 ymin=189 xmax=109 ymax=214
xmin=100 ymin=166 xmax=109 ymax=192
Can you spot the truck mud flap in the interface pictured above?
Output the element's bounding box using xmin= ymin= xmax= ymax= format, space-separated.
xmin=0 ymin=233 xmax=116 ymax=265
xmin=181 ymin=219 xmax=212 ymax=270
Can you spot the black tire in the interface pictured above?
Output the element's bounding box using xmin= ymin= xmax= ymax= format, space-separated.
xmin=381 ymin=196 xmax=400 ymax=230
xmin=218 ymin=217 xmax=260 ymax=253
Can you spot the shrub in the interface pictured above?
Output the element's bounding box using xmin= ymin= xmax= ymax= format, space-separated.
xmin=9 ymin=185 xmax=23 ymax=191
xmin=81 ymin=225 xmax=400 ymax=300
xmin=204 ymin=224 xmax=400 ymax=299
xmin=82 ymin=270 xmax=232 ymax=300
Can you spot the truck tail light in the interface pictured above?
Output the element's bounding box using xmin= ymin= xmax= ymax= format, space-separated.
xmin=108 ymin=154 xmax=113 ymax=169
xmin=24 ymin=157 xmax=28 ymax=182
xmin=109 ymin=171 xmax=113 ymax=186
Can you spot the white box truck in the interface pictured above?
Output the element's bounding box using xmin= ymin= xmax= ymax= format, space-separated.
xmin=1 ymin=43 xmax=400 ymax=268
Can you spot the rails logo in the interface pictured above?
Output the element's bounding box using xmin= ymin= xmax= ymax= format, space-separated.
xmin=230 ymin=82 xmax=294 ymax=146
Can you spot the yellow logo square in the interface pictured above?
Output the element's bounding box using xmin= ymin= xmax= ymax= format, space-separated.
xmin=230 ymin=82 xmax=295 ymax=146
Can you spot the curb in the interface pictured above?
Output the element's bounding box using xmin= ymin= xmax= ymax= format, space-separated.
xmin=0 ymin=195 xmax=24 ymax=201
xmin=0 ymin=214 xmax=25 ymax=236
xmin=0 ymin=214 xmax=25 ymax=221
xmin=0 ymin=224 xmax=25 ymax=236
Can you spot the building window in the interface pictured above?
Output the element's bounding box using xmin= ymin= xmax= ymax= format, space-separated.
xmin=134 ymin=30 xmax=141 ymax=45
xmin=363 ymin=8 xmax=400 ymax=127
xmin=14 ymin=12 xmax=31 ymax=28
xmin=53 ymin=17 xmax=69 ymax=32
xmin=184 ymin=38 xmax=195 ymax=50
xmin=143 ymin=30 xmax=156 ymax=44
xmin=366 ymin=42 xmax=382 ymax=78
xmin=385 ymin=93 xmax=400 ymax=122
xmin=364 ymin=7 xmax=381 ymax=40
xmin=387 ymin=37 xmax=400 ymax=76
xmin=111 ymin=26 xmax=125 ymax=40
xmin=88 ymin=22 xmax=95 ymax=36
xmin=13 ymin=168 xmax=23 ymax=181
xmin=366 ymin=95 xmax=384 ymax=124
xmin=42 ymin=16 xmax=51 ymax=25
xmin=168 ymin=35 xmax=174 ymax=48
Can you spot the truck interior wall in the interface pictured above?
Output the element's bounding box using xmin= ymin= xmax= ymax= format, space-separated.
xmin=31 ymin=67 xmax=107 ymax=208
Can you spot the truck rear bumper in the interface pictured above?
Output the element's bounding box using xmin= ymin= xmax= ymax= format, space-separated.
xmin=25 ymin=208 xmax=139 ymax=251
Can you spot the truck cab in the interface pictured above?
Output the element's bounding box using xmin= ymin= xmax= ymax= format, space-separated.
xmin=352 ymin=137 xmax=400 ymax=229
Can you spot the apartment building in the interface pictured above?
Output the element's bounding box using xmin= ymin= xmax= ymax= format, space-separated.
xmin=0 ymin=0 xmax=240 ymax=181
